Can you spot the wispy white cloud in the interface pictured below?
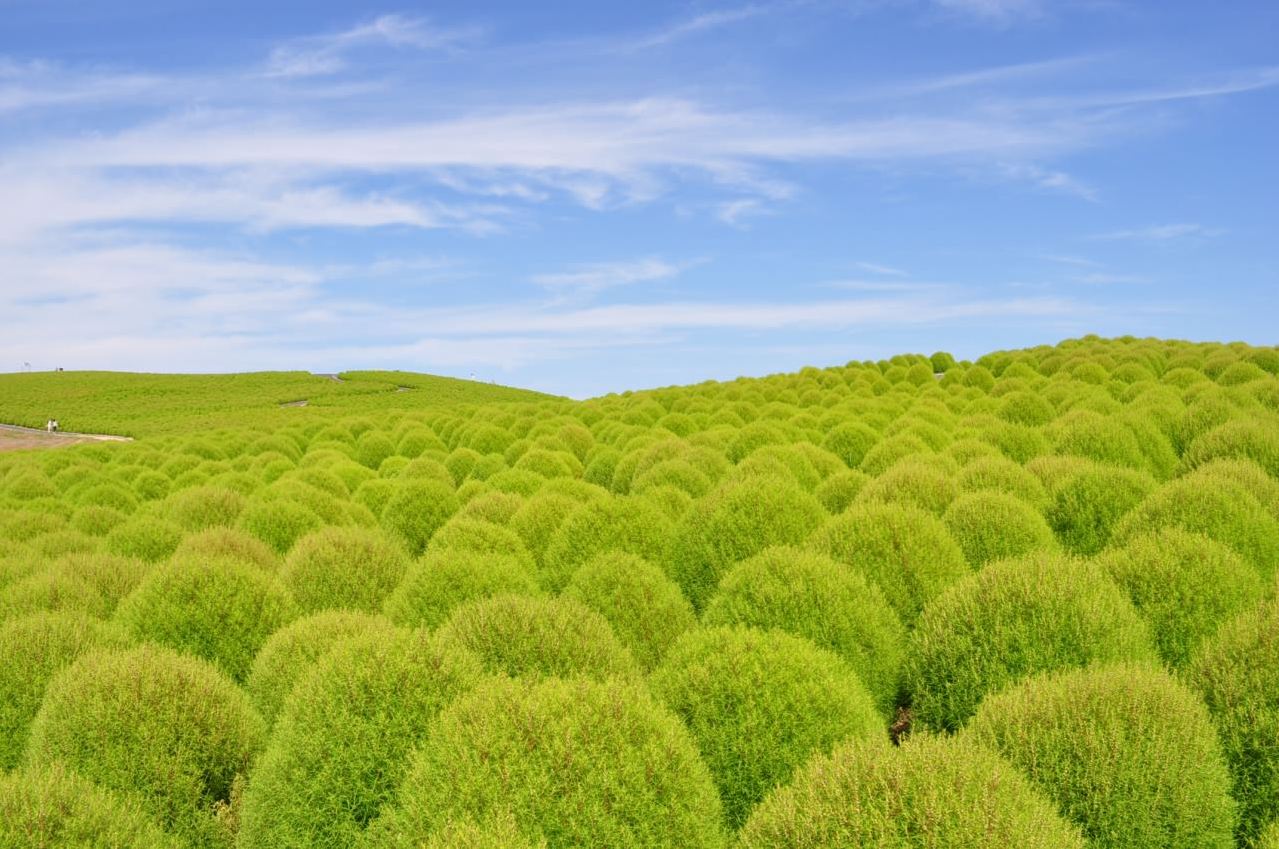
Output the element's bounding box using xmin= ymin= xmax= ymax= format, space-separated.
xmin=1093 ymin=223 xmax=1225 ymax=242
xmin=264 ymin=14 xmax=477 ymax=78
xmin=716 ymin=198 xmax=771 ymax=227
xmin=999 ymin=162 xmax=1099 ymax=201
xmin=930 ymin=0 xmax=1045 ymax=25
xmin=629 ymin=5 xmax=772 ymax=50
xmin=531 ymin=258 xmax=688 ymax=295
xmin=854 ymin=261 xmax=909 ymax=277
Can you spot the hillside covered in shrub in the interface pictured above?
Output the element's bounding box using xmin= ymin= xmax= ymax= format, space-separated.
xmin=2 ymin=335 xmax=1279 ymax=848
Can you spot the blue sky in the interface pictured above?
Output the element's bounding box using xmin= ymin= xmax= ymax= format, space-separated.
xmin=1 ymin=0 xmax=1275 ymax=397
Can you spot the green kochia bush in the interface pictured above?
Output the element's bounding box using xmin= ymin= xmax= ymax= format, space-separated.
xmin=806 ymin=503 xmax=968 ymax=625
xmin=280 ymin=526 xmax=409 ymax=615
xmin=649 ymin=626 xmax=883 ymax=829
xmin=666 ymin=475 xmax=826 ymax=611
xmin=367 ymin=677 xmax=728 ymax=849
xmin=965 ymin=664 xmax=1237 ymax=849
xmin=380 ymin=479 xmax=460 ymax=555
xmin=907 ymin=553 xmax=1156 ymax=731
xmin=561 ymin=551 xmax=696 ymax=670
xmin=383 ymin=550 xmax=541 ymax=629
xmin=237 ymin=498 xmax=323 ymax=554
xmin=103 ymin=515 xmax=184 ymax=562
xmin=0 ymin=611 xmax=128 ymax=769
xmin=1096 ymin=529 xmax=1265 ymax=667
xmin=113 ymin=557 xmax=298 ymax=682
xmin=738 ymin=734 xmax=1086 ymax=849
xmin=171 ymin=526 xmax=279 ymax=571
xmin=434 ymin=594 xmax=640 ymax=681
xmin=0 ymin=764 xmax=182 ymax=849
xmin=1258 ymin=821 xmax=1279 ymax=849
xmin=702 ymin=547 xmax=904 ymax=716
xmin=942 ymin=491 xmax=1057 ymax=566
xmin=1185 ymin=598 xmax=1279 ymax=843
xmin=541 ymin=496 xmax=672 ymax=592
xmin=1045 ymin=465 xmax=1157 ymax=555
xmin=246 ymin=610 xmax=395 ymax=727
xmin=25 ymin=644 xmax=265 ymax=849
xmin=1112 ymin=477 xmax=1279 ymax=580
xmin=237 ymin=629 xmax=480 ymax=849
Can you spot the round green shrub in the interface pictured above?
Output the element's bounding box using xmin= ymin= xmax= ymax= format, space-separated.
xmin=1045 ymin=464 xmax=1157 ymax=555
xmin=25 ymin=644 xmax=264 ymax=849
xmin=650 ymin=626 xmax=882 ymax=829
xmin=383 ymin=550 xmax=541 ymax=629
xmin=392 ymin=813 xmax=547 ymax=849
xmin=966 ymin=663 xmax=1236 ymax=849
xmin=813 ymin=469 xmax=869 ymax=513
xmin=113 ymin=557 xmax=298 ymax=682
xmin=160 ymin=485 xmax=246 ymax=531
xmin=821 ymin=421 xmax=879 ymax=468
xmin=236 ymin=498 xmax=323 ymax=555
xmin=997 ymin=390 xmax=1056 ymax=426
xmin=854 ymin=459 xmax=957 ymax=516
xmin=806 ymin=503 xmax=968 ymax=625
xmin=738 ymin=734 xmax=1086 ymax=849
xmin=171 ymin=526 xmax=279 ymax=571
xmin=0 ymin=611 xmax=129 ymax=769
xmin=955 ymin=455 xmax=1048 ymax=506
xmin=103 ymin=516 xmax=184 ymax=562
xmin=1257 ymin=821 xmax=1279 ymax=849
xmin=541 ymin=495 xmax=672 ymax=592
xmin=367 ymin=676 xmax=727 ymax=849
xmin=279 ymin=526 xmax=409 ymax=615
xmin=1184 ymin=458 xmax=1279 ymax=519
xmin=0 ymin=764 xmax=181 ymax=849
xmin=1096 ymin=529 xmax=1265 ymax=667
xmin=1182 ymin=420 xmax=1279 ymax=478
xmin=1112 ymin=477 xmax=1279 ymax=580
xmin=1185 ymin=598 xmax=1279 ymax=843
xmin=666 ymin=475 xmax=826 ymax=611
xmin=561 ymin=551 xmax=696 ymax=671
xmin=236 ymin=629 xmax=480 ymax=849
xmin=434 ymin=594 xmax=639 ymax=681
xmin=429 ymin=517 xmax=535 ymax=571
xmin=381 ymin=479 xmax=460 ymax=556
xmin=70 ymin=504 xmax=128 ymax=536
xmin=0 ymin=569 xmax=109 ymax=621
xmin=246 ymin=609 xmax=394 ymax=727
xmin=906 ymin=553 xmax=1156 ymax=731
xmin=702 ymin=546 xmax=904 ymax=716
xmin=943 ymin=491 xmax=1058 ymax=566
xmin=1050 ymin=410 xmax=1149 ymax=472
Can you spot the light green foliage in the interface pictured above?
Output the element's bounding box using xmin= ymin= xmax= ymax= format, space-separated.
xmin=0 ymin=612 xmax=129 ymax=769
xmin=1045 ymin=464 xmax=1157 ymax=555
xmin=1112 ymin=477 xmax=1279 ymax=580
xmin=541 ymin=495 xmax=672 ymax=591
xmin=160 ymin=485 xmax=246 ymax=531
xmin=702 ymin=546 xmax=904 ymax=716
xmin=171 ymin=526 xmax=278 ymax=571
xmin=855 ymin=458 xmax=957 ymax=515
xmin=1096 ymin=529 xmax=1265 ymax=667
xmin=666 ymin=475 xmax=826 ymax=611
xmin=1257 ymin=821 xmax=1279 ymax=849
xmin=246 ymin=609 xmax=394 ymax=726
xmin=966 ymin=664 xmax=1237 ymax=849
xmin=429 ymin=517 xmax=535 ymax=571
xmin=807 ymin=503 xmax=969 ymax=625
xmin=237 ymin=629 xmax=481 ymax=849
xmin=113 ymin=556 xmax=298 ymax=681
xmin=0 ymin=764 xmax=181 ymax=849
xmin=383 ymin=550 xmax=541 ymax=629
xmin=280 ymin=526 xmax=409 ymax=614
xmin=1185 ymin=598 xmax=1279 ymax=843
xmin=368 ymin=677 xmax=727 ymax=849
xmin=907 ymin=553 xmax=1156 ymax=731
xmin=103 ymin=515 xmax=184 ymax=561
xmin=25 ymin=644 xmax=264 ymax=849
xmin=434 ymin=594 xmax=640 ymax=681
xmin=649 ymin=626 xmax=883 ymax=829
xmin=237 ymin=498 xmax=323 ymax=554
xmin=561 ymin=551 xmax=696 ymax=670
xmin=955 ymin=454 xmax=1048 ymax=506
xmin=942 ymin=491 xmax=1058 ymax=566
xmin=813 ymin=468 xmax=869 ymax=513
xmin=738 ymin=734 xmax=1086 ymax=849
xmin=381 ymin=479 xmax=459 ymax=555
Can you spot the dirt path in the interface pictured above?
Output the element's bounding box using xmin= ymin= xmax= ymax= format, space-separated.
xmin=0 ymin=423 xmax=133 ymax=453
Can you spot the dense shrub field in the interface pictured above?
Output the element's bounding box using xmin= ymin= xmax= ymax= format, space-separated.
xmin=1 ymin=335 xmax=1278 ymax=847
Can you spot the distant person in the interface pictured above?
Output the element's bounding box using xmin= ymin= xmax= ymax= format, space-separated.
xmin=46 ymin=419 xmax=59 ymax=433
